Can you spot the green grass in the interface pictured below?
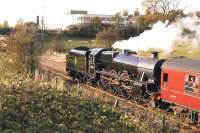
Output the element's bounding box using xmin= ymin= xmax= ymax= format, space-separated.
xmin=138 ymin=41 xmax=200 ymax=59
xmin=170 ymin=42 xmax=200 ymax=59
xmin=44 ymin=35 xmax=107 ymax=53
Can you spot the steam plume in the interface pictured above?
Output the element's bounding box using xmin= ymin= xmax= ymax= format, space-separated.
xmin=113 ymin=14 xmax=200 ymax=52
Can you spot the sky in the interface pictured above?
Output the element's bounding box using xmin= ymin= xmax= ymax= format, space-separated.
xmin=0 ymin=0 xmax=199 ymax=29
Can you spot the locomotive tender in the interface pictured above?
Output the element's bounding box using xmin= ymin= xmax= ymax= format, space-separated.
xmin=66 ymin=47 xmax=200 ymax=123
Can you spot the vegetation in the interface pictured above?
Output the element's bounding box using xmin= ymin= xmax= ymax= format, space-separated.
xmin=136 ymin=12 xmax=168 ymax=30
xmin=0 ymin=20 xmax=42 ymax=84
xmin=0 ymin=20 xmax=12 ymax=35
xmin=64 ymin=16 xmax=111 ymax=38
xmin=0 ymin=20 xmax=139 ymax=132
xmin=117 ymin=24 xmax=142 ymax=39
xmin=48 ymin=36 xmax=105 ymax=53
xmin=96 ymin=28 xmax=119 ymax=48
xmin=142 ymin=0 xmax=182 ymax=15
xmin=8 ymin=21 xmax=39 ymax=76
xmin=64 ymin=24 xmax=96 ymax=38
xmin=139 ymin=0 xmax=185 ymax=30
xmin=0 ymin=81 xmax=136 ymax=133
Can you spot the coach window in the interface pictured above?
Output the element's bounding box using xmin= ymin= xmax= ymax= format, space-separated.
xmin=163 ymin=73 xmax=168 ymax=85
xmin=185 ymin=75 xmax=199 ymax=94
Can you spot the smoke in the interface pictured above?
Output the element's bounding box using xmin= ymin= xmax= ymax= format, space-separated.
xmin=113 ymin=14 xmax=200 ymax=52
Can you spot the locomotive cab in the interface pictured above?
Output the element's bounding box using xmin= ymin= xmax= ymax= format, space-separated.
xmin=88 ymin=48 xmax=110 ymax=78
xmin=66 ymin=47 xmax=90 ymax=78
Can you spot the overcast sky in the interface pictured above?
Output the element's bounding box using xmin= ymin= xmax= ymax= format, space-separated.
xmin=0 ymin=0 xmax=199 ymax=28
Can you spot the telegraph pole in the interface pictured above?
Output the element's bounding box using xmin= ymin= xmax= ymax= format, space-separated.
xmin=41 ymin=5 xmax=45 ymax=49
xmin=41 ymin=15 xmax=44 ymax=48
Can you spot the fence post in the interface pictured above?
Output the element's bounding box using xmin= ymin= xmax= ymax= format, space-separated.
xmin=162 ymin=115 xmax=166 ymax=133
xmin=113 ymin=99 xmax=119 ymax=109
xmin=77 ymin=79 xmax=80 ymax=96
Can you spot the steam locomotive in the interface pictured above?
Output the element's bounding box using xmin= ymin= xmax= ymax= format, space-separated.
xmin=66 ymin=47 xmax=200 ymax=123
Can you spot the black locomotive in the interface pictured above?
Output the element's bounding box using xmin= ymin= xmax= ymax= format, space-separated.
xmin=66 ymin=47 xmax=165 ymax=104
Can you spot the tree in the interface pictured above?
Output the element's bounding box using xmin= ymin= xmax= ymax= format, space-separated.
xmin=0 ymin=20 xmax=11 ymax=35
xmin=158 ymin=0 xmax=182 ymax=15
xmin=122 ymin=10 xmax=129 ymax=16
xmin=142 ymin=0 xmax=182 ymax=15
xmin=134 ymin=8 xmax=140 ymax=16
xmin=142 ymin=0 xmax=159 ymax=14
xmin=64 ymin=24 xmax=96 ymax=38
xmin=3 ymin=20 xmax=9 ymax=28
xmin=112 ymin=12 xmax=125 ymax=32
xmin=167 ymin=9 xmax=185 ymax=22
xmin=136 ymin=12 xmax=168 ymax=30
xmin=140 ymin=0 xmax=184 ymax=27
xmin=90 ymin=16 xmax=102 ymax=32
xmin=96 ymin=28 xmax=119 ymax=48
xmin=119 ymin=24 xmax=143 ymax=39
xmin=8 ymin=21 xmax=39 ymax=76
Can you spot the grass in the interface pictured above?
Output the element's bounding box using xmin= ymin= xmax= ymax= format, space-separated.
xmin=138 ymin=42 xmax=200 ymax=59
xmin=170 ymin=42 xmax=200 ymax=59
xmin=44 ymin=35 xmax=107 ymax=53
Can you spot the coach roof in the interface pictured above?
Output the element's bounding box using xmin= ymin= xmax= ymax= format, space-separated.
xmin=162 ymin=57 xmax=200 ymax=72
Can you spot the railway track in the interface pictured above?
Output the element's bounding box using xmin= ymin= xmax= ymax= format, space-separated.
xmin=39 ymin=54 xmax=200 ymax=132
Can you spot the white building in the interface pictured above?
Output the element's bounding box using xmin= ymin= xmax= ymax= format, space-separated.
xmin=67 ymin=10 xmax=113 ymax=26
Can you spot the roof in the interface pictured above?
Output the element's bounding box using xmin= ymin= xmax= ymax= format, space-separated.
xmin=71 ymin=14 xmax=112 ymax=18
xmin=70 ymin=49 xmax=88 ymax=55
xmin=162 ymin=58 xmax=200 ymax=72
xmin=89 ymin=48 xmax=108 ymax=56
xmin=69 ymin=47 xmax=89 ymax=56
xmin=69 ymin=10 xmax=87 ymax=15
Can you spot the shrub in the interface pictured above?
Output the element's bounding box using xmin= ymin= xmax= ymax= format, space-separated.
xmin=96 ymin=28 xmax=120 ymax=48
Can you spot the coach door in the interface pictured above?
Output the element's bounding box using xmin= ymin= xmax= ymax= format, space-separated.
xmin=162 ymin=72 xmax=169 ymax=88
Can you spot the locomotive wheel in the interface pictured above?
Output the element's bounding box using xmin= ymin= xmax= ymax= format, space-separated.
xmin=99 ymin=78 xmax=110 ymax=91
xmin=120 ymin=87 xmax=129 ymax=99
xmin=86 ymin=77 xmax=93 ymax=86
xmin=110 ymin=84 xmax=121 ymax=95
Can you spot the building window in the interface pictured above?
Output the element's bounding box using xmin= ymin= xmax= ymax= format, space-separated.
xmin=185 ymin=75 xmax=199 ymax=94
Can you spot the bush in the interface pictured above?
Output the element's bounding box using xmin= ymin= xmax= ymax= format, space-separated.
xmin=119 ymin=25 xmax=144 ymax=39
xmin=0 ymin=81 xmax=136 ymax=132
xmin=64 ymin=24 xmax=96 ymax=38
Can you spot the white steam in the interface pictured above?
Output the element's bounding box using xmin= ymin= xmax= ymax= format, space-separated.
xmin=113 ymin=14 xmax=200 ymax=52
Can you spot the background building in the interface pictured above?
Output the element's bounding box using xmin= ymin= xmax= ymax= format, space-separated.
xmin=67 ymin=10 xmax=113 ymax=27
